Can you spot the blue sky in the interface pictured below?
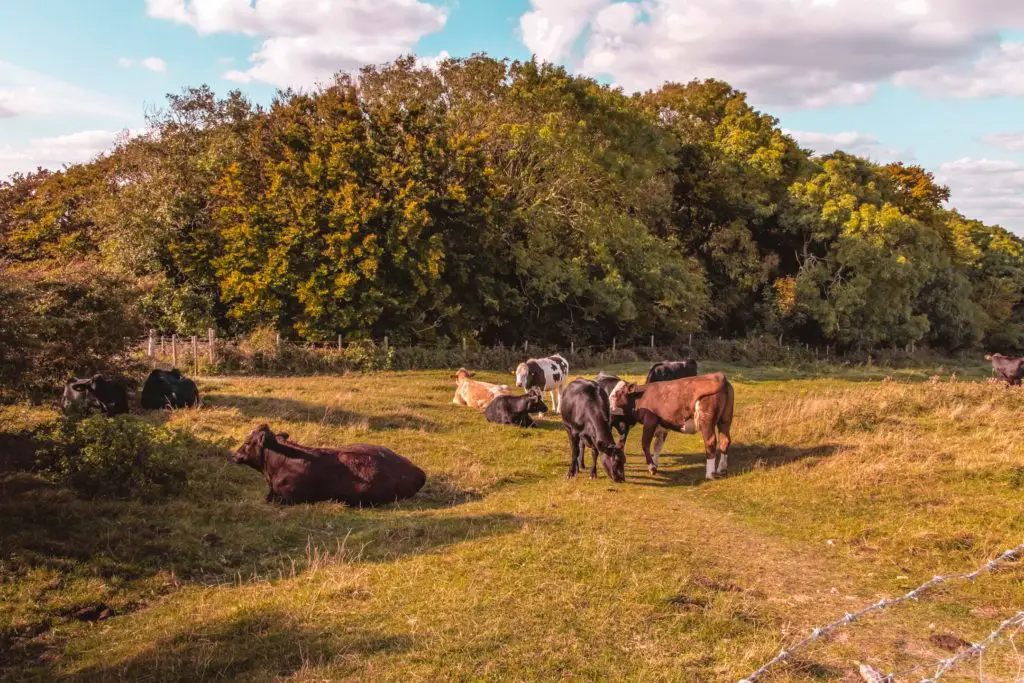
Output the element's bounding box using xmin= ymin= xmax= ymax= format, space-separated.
xmin=3 ymin=0 xmax=1024 ymax=232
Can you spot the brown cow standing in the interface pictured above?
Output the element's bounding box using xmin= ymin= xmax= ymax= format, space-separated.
xmin=611 ymin=372 xmax=734 ymax=480
xmin=232 ymin=425 xmax=426 ymax=505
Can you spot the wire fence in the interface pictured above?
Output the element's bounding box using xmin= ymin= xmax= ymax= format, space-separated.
xmin=738 ymin=542 xmax=1024 ymax=683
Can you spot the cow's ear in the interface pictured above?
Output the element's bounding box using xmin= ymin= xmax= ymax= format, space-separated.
xmin=276 ymin=432 xmax=289 ymax=442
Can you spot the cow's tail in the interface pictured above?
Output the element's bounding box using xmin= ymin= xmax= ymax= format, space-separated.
xmin=718 ymin=379 xmax=734 ymax=435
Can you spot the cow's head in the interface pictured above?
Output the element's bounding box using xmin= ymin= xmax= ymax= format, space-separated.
xmin=453 ymin=367 xmax=474 ymax=385
xmin=63 ymin=376 xmax=103 ymax=414
xmin=524 ymin=387 xmax=548 ymax=414
xmin=610 ymin=382 xmax=643 ymax=415
xmin=232 ymin=424 xmax=279 ymax=470
xmin=514 ymin=363 xmax=528 ymax=388
xmin=598 ymin=440 xmax=626 ymax=482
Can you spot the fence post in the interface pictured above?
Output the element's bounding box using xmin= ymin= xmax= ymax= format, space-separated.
xmin=148 ymin=329 xmax=155 ymax=358
xmin=161 ymin=335 xmax=166 ymax=357
xmin=383 ymin=335 xmax=389 ymax=352
xmin=612 ymin=337 xmax=616 ymax=354
xmin=208 ymin=328 xmax=216 ymax=365
xmin=338 ymin=335 xmax=343 ymax=352
xmin=571 ymin=340 xmax=575 ymax=355
xmin=462 ymin=336 xmax=467 ymax=352
xmin=192 ymin=335 xmax=198 ymax=375
xmin=276 ymin=332 xmax=281 ymax=350
xmin=171 ymin=334 xmax=178 ymax=368
xmin=650 ymin=335 xmax=654 ymax=351
xmin=688 ymin=333 xmax=692 ymax=348
xmin=524 ymin=340 xmax=529 ymax=354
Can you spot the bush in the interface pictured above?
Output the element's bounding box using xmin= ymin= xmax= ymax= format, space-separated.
xmin=0 ymin=260 xmax=144 ymax=401
xmin=34 ymin=415 xmax=191 ymax=500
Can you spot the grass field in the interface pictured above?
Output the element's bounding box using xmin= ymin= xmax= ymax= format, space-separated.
xmin=3 ymin=361 xmax=1024 ymax=682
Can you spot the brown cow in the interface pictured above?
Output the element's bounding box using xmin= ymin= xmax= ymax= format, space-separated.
xmin=232 ymin=425 xmax=426 ymax=505
xmin=611 ymin=372 xmax=734 ymax=480
xmin=452 ymin=368 xmax=512 ymax=409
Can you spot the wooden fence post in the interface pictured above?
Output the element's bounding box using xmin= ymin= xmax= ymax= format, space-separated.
xmin=524 ymin=340 xmax=529 ymax=353
xmin=276 ymin=332 xmax=281 ymax=350
xmin=192 ymin=335 xmax=198 ymax=375
xmin=462 ymin=336 xmax=467 ymax=352
xmin=171 ymin=334 xmax=178 ymax=368
xmin=688 ymin=333 xmax=692 ymax=348
xmin=148 ymin=329 xmax=155 ymax=358
xmin=338 ymin=335 xmax=343 ymax=352
xmin=383 ymin=335 xmax=389 ymax=352
xmin=650 ymin=335 xmax=654 ymax=351
xmin=208 ymin=328 xmax=216 ymax=365
xmin=161 ymin=335 xmax=166 ymax=357
xmin=612 ymin=337 xmax=616 ymax=354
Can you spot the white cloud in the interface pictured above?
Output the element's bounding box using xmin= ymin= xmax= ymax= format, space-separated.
xmin=786 ymin=130 xmax=914 ymax=163
xmin=140 ymin=57 xmax=168 ymax=73
xmin=983 ymin=132 xmax=1024 ymax=152
xmin=937 ymin=157 xmax=1024 ymax=233
xmin=147 ymin=0 xmax=448 ymax=88
xmin=0 ymin=130 xmax=130 ymax=180
xmin=118 ymin=57 xmax=134 ymax=69
xmin=0 ymin=61 xmax=127 ymax=119
xmin=517 ymin=0 xmax=1024 ymax=108
xmin=415 ymin=50 xmax=451 ymax=72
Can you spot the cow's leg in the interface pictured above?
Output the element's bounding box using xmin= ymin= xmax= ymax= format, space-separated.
xmin=639 ymin=413 xmax=659 ymax=475
xmin=715 ymin=391 xmax=734 ymax=477
xmin=651 ymin=427 xmax=668 ymax=470
xmin=590 ymin=446 xmax=599 ymax=479
xmin=566 ymin=430 xmax=581 ymax=479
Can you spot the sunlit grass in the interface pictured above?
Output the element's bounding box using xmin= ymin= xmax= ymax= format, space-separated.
xmin=2 ymin=360 xmax=1023 ymax=681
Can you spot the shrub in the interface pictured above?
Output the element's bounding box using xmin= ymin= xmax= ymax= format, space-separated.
xmin=34 ymin=415 xmax=191 ymax=500
xmin=0 ymin=260 xmax=144 ymax=401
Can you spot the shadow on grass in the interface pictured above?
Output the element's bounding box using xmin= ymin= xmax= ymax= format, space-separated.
xmin=628 ymin=442 xmax=839 ymax=488
xmin=207 ymin=394 xmax=442 ymax=432
xmin=57 ymin=608 xmax=412 ymax=682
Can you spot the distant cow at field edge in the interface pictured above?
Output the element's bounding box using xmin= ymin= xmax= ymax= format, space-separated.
xmin=232 ymin=424 xmax=426 ymax=505
xmin=560 ymin=378 xmax=626 ymax=482
xmin=62 ymin=374 xmax=129 ymax=417
xmin=141 ymin=369 xmax=200 ymax=410
xmin=452 ymin=368 xmax=511 ymax=409
xmin=515 ymin=354 xmax=569 ymax=413
xmin=985 ymin=353 xmax=1024 ymax=386
xmin=484 ymin=389 xmax=548 ymax=428
xmin=611 ymin=372 xmax=734 ymax=480
xmin=646 ymin=359 xmax=699 ymax=384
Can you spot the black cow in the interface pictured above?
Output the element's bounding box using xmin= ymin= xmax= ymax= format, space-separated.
xmin=141 ymin=369 xmax=200 ymax=410
xmin=484 ymin=389 xmax=548 ymax=427
xmin=61 ymin=374 xmax=129 ymax=417
xmin=986 ymin=353 xmax=1024 ymax=386
xmin=595 ymin=371 xmax=633 ymax=444
xmin=646 ymin=359 xmax=699 ymax=384
xmin=560 ymin=378 xmax=626 ymax=482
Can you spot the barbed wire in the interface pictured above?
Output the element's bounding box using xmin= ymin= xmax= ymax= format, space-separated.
xmin=919 ymin=610 xmax=1024 ymax=682
xmin=738 ymin=542 xmax=1024 ymax=683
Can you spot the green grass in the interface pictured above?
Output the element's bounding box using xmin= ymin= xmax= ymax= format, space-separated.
xmin=3 ymin=361 xmax=1024 ymax=682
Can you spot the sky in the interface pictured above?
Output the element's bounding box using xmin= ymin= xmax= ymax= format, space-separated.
xmin=3 ymin=0 xmax=1024 ymax=233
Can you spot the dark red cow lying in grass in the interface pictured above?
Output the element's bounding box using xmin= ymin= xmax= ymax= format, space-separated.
xmin=611 ymin=372 xmax=734 ymax=480
xmin=232 ymin=425 xmax=426 ymax=506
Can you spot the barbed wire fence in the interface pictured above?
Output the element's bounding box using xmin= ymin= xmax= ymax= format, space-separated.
xmin=738 ymin=542 xmax=1024 ymax=683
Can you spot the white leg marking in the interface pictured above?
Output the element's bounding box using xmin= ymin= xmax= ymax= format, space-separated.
xmin=705 ymin=458 xmax=716 ymax=480
xmin=717 ymin=452 xmax=728 ymax=474
xmin=652 ymin=429 xmax=667 ymax=467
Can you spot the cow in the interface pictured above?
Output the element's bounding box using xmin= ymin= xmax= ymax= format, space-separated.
xmin=595 ymin=371 xmax=632 ymax=445
xmin=560 ymin=378 xmax=626 ymax=482
xmin=985 ymin=353 xmax=1024 ymax=386
xmin=140 ymin=369 xmax=200 ymax=410
xmin=452 ymin=368 xmax=512 ymax=409
xmin=232 ymin=424 xmax=426 ymax=506
xmin=646 ymin=359 xmax=699 ymax=384
xmin=514 ymin=354 xmax=569 ymax=413
xmin=61 ymin=374 xmax=129 ymax=417
xmin=484 ymin=389 xmax=549 ymax=428
xmin=611 ymin=372 xmax=734 ymax=480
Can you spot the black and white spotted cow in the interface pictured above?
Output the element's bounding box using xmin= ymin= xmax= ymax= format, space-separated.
xmin=514 ymin=354 xmax=569 ymax=413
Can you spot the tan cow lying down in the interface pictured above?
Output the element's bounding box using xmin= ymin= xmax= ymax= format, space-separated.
xmin=611 ymin=372 xmax=734 ymax=480
xmin=452 ymin=368 xmax=512 ymax=409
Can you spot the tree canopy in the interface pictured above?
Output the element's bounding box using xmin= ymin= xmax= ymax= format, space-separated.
xmin=3 ymin=54 xmax=1023 ymax=352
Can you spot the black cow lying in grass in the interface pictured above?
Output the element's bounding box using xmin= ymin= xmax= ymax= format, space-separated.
xmin=560 ymin=378 xmax=626 ymax=482
xmin=61 ymin=374 xmax=129 ymax=417
xmin=232 ymin=424 xmax=427 ymax=505
xmin=141 ymin=369 xmax=200 ymax=409
xmin=985 ymin=353 xmax=1024 ymax=386
xmin=484 ymin=389 xmax=548 ymax=427
xmin=646 ymin=359 xmax=698 ymax=383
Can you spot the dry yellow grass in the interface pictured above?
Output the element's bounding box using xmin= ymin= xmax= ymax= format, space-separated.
xmin=2 ymin=362 xmax=1024 ymax=682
